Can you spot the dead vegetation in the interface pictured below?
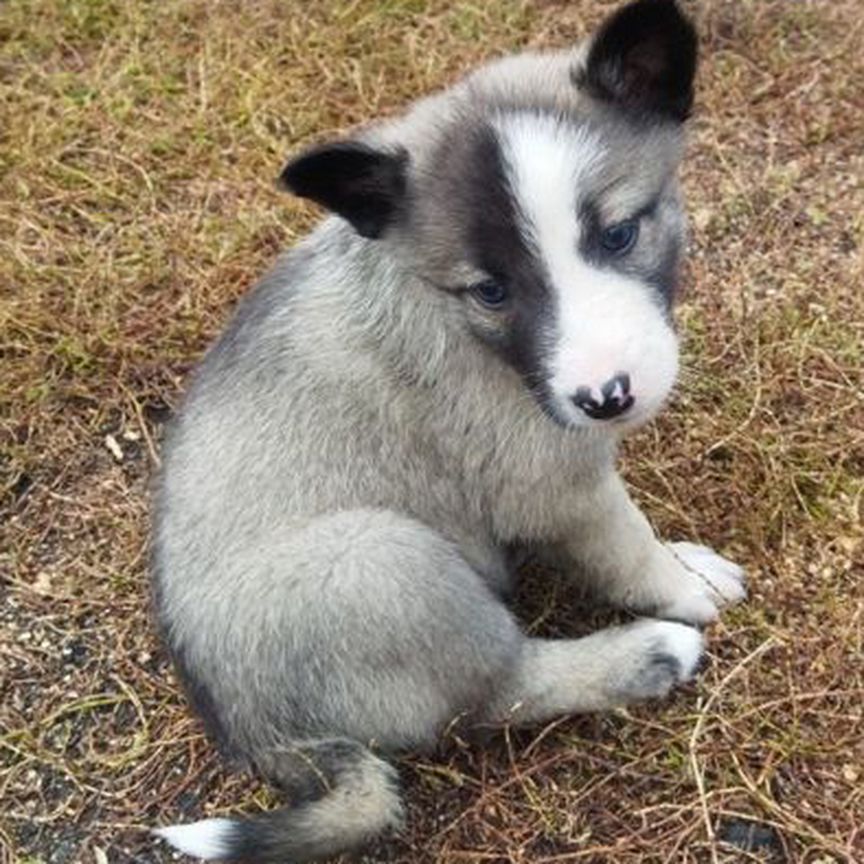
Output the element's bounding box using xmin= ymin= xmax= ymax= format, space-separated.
xmin=1 ymin=1 xmax=862 ymax=862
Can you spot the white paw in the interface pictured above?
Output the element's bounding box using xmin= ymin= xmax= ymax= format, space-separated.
xmin=652 ymin=542 xmax=746 ymax=625
xmin=618 ymin=620 xmax=704 ymax=701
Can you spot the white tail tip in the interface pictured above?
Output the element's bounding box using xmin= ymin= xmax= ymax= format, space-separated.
xmin=154 ymin=818 xmax=235 ymax=859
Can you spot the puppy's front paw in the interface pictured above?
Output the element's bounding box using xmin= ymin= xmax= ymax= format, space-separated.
xmin=670 ymin=542 xmax=746 ymax=601
xmin=655 ymin=542 xmax=746 ymax=624
xmin=616 ymin=620 xmax=704 ymax=702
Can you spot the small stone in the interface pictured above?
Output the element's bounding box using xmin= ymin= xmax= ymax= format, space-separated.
xmin=33 ymin=571 xmax=52 ymax=593
xmin=716 ymin=817 xmax=783 ymax=857
xmin=105 ymin=434 xmax=124 ymax=461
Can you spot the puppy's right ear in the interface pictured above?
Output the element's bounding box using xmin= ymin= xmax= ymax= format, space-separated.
xmin=279 ymin=141 xmax=408 ymax=239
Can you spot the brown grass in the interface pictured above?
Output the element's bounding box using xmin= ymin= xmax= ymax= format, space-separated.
xmin=1 ymin=1 xmax=862 ymax=862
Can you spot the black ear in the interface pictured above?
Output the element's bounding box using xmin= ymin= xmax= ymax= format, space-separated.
xmin=579 ymin=0 xmax=697 ymax=122
xmin=279 ymin=141 xmax=408 ymax=239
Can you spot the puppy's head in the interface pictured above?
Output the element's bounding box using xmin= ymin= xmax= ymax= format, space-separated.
xmin=281 ymin=0 xmax=697 ymax=432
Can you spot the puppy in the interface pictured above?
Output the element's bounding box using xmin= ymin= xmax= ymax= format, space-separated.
xmin=152 ymin=1 xmax=745 ymax=860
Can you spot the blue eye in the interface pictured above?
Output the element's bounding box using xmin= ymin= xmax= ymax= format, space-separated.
xmin=470 ymin=278 xmax=508 ymax=308
xmin=601 ymin=219 xmax=639 ymax=254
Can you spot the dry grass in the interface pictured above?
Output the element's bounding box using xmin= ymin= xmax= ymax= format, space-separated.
xmin=1 ymin=0 xmax=863 ymax=862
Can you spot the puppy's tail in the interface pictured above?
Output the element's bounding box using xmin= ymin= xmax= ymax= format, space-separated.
xmin=154 ymin=739 xmax=403 ymax=862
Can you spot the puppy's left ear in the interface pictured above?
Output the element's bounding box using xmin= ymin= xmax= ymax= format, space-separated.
xmin=578 ymin=0 xmax=697 ymax=122
xmin=280 ymin=141 xmax=408 ymax=239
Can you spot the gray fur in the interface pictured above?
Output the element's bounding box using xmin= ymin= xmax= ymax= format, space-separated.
xmin=152 ymin=2 xmax=745 ymax=860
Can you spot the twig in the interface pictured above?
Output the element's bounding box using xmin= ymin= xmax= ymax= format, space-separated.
xmin=688 ymin=636 xmax=779 ymax=863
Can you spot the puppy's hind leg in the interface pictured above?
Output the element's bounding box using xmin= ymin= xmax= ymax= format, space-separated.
xmin=155 ymin=511 xmax=703 ymax=861
xmin=488 ymin=620 xmax=703 ymax=725
xmin=156 ymin=509 xmax=524 ymax=862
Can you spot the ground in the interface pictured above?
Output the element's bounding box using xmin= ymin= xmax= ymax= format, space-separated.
xmin=1 ymin=1 xmax=862 ymax=862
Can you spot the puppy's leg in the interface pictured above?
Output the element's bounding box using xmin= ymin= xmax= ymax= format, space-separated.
xmin=161 ymin=508 xmax=704 ymax=757
xmin=157 ymin=510 xmax=704 ymax=862
xmin=160 ymin=509 xmax=524 ymax=759
xmin=562 ymin=472 xmax=745 ymax=624
xmin=157 ymin=510 xmax=522 ymax=861
xmin=489 ymin=619 xmax=703 ymax=724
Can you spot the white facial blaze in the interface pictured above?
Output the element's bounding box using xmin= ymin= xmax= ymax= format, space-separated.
xmin=494 ymin=113 xmax=679 ymax=428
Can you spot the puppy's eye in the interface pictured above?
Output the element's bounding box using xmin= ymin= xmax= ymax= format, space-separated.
xmin=470 ymin=278 xmax=508 ymax=309
xmin=600 ymin=219 xmax=639 ymax=254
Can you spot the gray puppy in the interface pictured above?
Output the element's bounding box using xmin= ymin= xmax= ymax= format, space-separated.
xmin=152 ymin=1 xmax=745 ymax=860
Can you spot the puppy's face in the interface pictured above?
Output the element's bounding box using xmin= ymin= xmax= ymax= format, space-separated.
xmin=281 ymin=0 xmax=697 ymax=432
xmin=413 ymin=111 xmax=685 ymax=430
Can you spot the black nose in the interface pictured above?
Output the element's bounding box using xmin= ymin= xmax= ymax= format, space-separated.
xmin=572 ymin=372 xmax=634 ymax=420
